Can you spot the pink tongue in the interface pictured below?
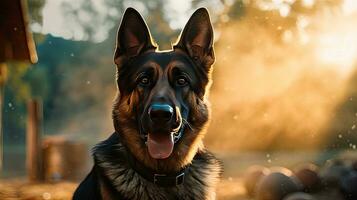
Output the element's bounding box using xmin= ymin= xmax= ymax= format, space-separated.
xmin=147 ymin=133 xmax=174 ymax=159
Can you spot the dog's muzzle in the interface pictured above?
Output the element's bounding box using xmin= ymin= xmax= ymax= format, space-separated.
xmin=139 ymin=103 xmax=184 ymax=144
xmin=138 ymin=103 xmax=188 ymax=159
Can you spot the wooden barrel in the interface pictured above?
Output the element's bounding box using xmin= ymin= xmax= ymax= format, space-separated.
xmin=42 ymin=136 xmax=90 ymax=182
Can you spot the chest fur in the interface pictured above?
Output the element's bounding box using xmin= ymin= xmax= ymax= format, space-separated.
xmin=94 ymin=148 xmax=221 ymax=200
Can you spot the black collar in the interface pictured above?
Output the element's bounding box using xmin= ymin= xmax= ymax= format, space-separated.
xmin=126 ymin=147 xmax=189 ymax=187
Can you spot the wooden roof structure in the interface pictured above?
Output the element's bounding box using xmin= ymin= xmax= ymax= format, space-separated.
xmin=0 ymin=0 xmax=38 ymax=64
xmin=0 ymin=0 xmax=38 ymax=171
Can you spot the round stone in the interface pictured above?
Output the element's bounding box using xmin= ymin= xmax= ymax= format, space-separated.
xmin=340 ymin=171 xmax=357 ymax=200
xmin=294 ymin=164 xmax=320 ymax=192
xmin=255 ymin=172 xmax=301 ymax=200
xmin=243 ymin=165 xmax=270 ymax=197
xmin=283 ymin=192 xmax=316 ymax=200
xmin=320 ymin=159 xmax=350 ymax=188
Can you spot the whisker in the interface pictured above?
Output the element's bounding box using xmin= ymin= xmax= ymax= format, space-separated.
xmin=182 ymin=119 xmax=193 ymax=131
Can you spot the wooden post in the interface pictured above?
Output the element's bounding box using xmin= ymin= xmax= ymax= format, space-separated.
xmin=27 ymin=99 xmax=43 ymax=181
xmin=0 ymin=63 xmax=7 ymax=171
xmin=0 ymin=80 xmax=3 ymax=171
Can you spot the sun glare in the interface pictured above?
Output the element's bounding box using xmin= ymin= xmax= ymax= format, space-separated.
xmin=313 ymin=3 xmax=357 ymax=75
xmin=343 ymin=0 xmax=357 ymax=15
xmin=316 ymin=30 xmax=357 ymax=73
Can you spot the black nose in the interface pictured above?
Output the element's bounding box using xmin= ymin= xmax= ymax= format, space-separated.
xmin=148 ymin=104 xmax=174 ymax=122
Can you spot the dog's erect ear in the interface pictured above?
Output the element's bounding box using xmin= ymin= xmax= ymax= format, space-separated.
xmin=174 ymin=8 xmax=215 ymax=68
xmin=114 ymin=8 xmax=156 ymax=65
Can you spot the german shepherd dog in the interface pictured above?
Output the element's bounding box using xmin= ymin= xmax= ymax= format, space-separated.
xmin=73 ymin=7 xmax=222 ymax=200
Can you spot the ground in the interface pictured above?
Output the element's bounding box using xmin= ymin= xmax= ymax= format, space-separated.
xmin=0 ymin=150 xmax=352 ymax=199
xmin=0 ymin=179 xmax=247 ymax=200
xmin=0 ymin=178 xmax=345 ymax=200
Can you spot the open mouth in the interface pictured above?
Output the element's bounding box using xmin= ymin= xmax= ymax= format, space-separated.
xmin=138 ymin=103 xmax=187 ymax=159
xmin=140 ymin=126 xmax=184 ymax=159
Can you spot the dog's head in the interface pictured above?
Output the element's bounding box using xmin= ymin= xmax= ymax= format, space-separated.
xmin=113 ymin=7 xmax=214 ymax=171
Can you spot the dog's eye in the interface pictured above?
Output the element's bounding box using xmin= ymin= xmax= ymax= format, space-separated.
xmin=176 ymin=76 xmax=188 ymax=86
xmin=138 ymin=76 xmax=150 ymax=86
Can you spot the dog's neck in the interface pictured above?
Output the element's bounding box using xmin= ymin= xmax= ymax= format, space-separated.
xmin=125 ymin=140 xmax=190 ymax=187
xmin=93 ymin=132 xmax=222 ymax=199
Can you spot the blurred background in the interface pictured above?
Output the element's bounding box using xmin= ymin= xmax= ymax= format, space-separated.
xmin=1 ymin=0 xmax=357 ymax=199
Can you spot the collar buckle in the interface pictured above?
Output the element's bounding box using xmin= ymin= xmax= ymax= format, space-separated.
xmin=153 ymin=172 xmax=185 ymax=186
xmin=175 ymin=172 xmax=185 ymax=185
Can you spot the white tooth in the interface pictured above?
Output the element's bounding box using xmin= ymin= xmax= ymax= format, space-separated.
xmin=170 ymin=133 xmax=174 ymax=143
